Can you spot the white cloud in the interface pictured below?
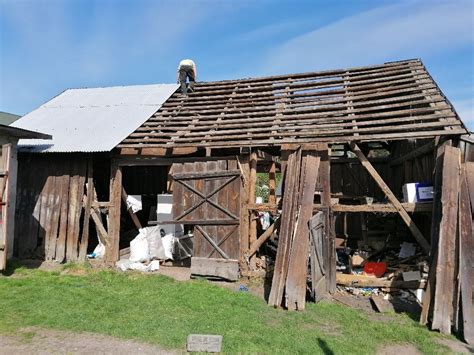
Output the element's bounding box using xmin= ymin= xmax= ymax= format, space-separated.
xmin=257 ymin=0 xmax=474 ymax=75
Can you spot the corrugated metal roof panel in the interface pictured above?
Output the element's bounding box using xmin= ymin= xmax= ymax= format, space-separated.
xmin=12 ymin=84 xmax=178 ymax=152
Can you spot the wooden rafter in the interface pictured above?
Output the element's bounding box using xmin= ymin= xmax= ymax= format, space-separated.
xmin=118 ymin=59 xmax=466 ymax=150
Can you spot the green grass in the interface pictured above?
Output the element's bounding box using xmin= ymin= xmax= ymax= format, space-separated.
xmin=0 ymin=263 xmax=450 ymax=354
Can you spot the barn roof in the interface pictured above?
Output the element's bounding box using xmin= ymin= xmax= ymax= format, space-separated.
xmin=12 ymin=84 xmax=178 ymax=152
xmin=118 ymin=59 xmax=467 ymax=151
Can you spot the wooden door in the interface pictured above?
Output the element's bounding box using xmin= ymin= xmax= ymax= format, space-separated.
xmin=171 ymin=160 xmax=241 ymax=280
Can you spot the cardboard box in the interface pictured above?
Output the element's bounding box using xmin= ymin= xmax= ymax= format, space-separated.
xmin=402 ymin=183 xmax=433 ymax=203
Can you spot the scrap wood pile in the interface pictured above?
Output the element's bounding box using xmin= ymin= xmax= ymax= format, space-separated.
xmin=420 ymin=146 xmax=473 ymax=345
xmin=334 ymin=241 xmax=428 ymax=312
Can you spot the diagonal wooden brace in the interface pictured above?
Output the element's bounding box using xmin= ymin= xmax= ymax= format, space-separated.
xmin=350 ymin=142 xmax=430 ymax=253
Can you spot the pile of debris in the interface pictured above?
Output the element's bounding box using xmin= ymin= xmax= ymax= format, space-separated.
xmin=334 ymin=241 xmax=427 ymax=312
xmin=114 ymin=225 xmax=193 ymax=272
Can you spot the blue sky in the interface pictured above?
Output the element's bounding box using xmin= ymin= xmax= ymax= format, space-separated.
xmin=1 ymin=0 xmax=473 ymax=128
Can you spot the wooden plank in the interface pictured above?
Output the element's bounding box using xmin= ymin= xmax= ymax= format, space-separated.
xmin=70 ymin=164 xmax=86 ymax=261
xmin=226 ymin=159 xmax=241 ymax=260
xmin=245 ymin=217 xmax=280 ymax=258
xmin=319 ymin=144 xmax=335 ymax=293
xmin=286 ymin=152 xmax=321 ymax=310
xmin=45 ymin=175 xmax=61 ymax=261
xmin=55 ymin=166 xmax=71 ymax=263
xmin=3 ymin=144 xmax=17 ymax=262
xmin=90 ymin=207 xmax=108 ymax=246
xmin=466 ymin=162 xmax=474 ymax=209
xmin=65 ymin=162 xmax=80 ymax=262
xmin=309 ymin=212 xmax=326 ymax=302
xmin=432 ymin=145 xmax=461 ymax=335
xmin=172 ymin=169 xmax=241 ymax=180
xmin=203 ymin=160 xmax=218 ymax=259
xmin=79 ymin=158 xmax=93 ymax=261
xmin=121 ymin=186 xmax=142 ymax=230
xmin=327 ymin=203 xmax=432 ymax=213
xmin=171 ymin=163 xmax=184 ymax=221
xmin=191 ymin=257 xmax=239 ymax=281
xmin=106 ymin=162 xmax=122 ymax=264
xmin=371 ymin=296 xmax=394 ymax=313
xmin=119 ymin=128 xmax=467 ymax=149
xmin=0 ymin=144 xmax=10 ymax=270
xmin=248 ymin=150 xmax=257 ymax=270
xmin=336 ymin=273 xmax=426 ymax=289
xmin=268 ymin=147 xmax=301 ymax=307
xmin=268 ymin=161 xmax=276 ymax=205
xmin=420 ymin=249 xmax=437 ymax=325
xmin=458 ymin=164 xmax=474 ymax=345
xmin=350 ymin=142 xmax=430 ymax=253
xmin=238 ymin=155 xmax=250 ymax=271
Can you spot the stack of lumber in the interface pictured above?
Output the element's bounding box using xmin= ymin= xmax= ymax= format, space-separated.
xmin=268 ymin=145 xmax=321 ymax=310
xmin=420 ymin=146 xmax=474 ymax=345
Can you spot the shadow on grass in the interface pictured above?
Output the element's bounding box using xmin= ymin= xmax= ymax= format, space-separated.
xmin=1 ymin=258 xmax=45 ymax=276
xmin=317 ymin=337 xmax=335 ymax=355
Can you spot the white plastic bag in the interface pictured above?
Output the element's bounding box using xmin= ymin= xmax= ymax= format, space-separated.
xmin=145 ymin=226 xmax=166 ymax=260
xmin=88 ymin=242 xmax=105 ymax=259
xmin=129 ymin=229 xmax=149 ymax=262
xmin=146 ymin=260 xmax=161 ymax=271
xmin=161 ymin=234 xmax=175 ymax=260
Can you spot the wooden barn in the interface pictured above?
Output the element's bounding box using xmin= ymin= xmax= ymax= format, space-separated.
xmin=9 ymin=59 xmax=473 ymax=342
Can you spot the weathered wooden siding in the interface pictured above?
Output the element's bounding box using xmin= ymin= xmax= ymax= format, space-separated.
xmin=15 ymin=153 xmax=106 ymax=261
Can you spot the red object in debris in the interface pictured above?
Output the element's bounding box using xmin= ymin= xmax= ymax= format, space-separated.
xmin=363 ymin=262 xmax=387 ymax=277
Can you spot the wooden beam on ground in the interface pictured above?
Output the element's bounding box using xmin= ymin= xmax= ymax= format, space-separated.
xmin=389 ymin=140 xmax=435 ymax=166
xmin=106 ymin=162 xmax=122 ymax=264
xmin=431 ymin=145 xmax=461 ymax=335
xmin=336 ymin=273 xmax=426 ymax=289
xmin=350 ymin=142 xmax=430 ymax=253
xmin=246 ymin=217 xmax=280 ymax=259
xmin=121 ymin=187 xmax=142 ymax=230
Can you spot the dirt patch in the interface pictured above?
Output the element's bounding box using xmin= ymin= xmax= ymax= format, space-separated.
xmin=436 ymin=337 xmax=474 ymax=354
xmin=0 ymin=327 xmax=179 ymax=354
xmin=377 ymin=343 xmax=422 ymax=355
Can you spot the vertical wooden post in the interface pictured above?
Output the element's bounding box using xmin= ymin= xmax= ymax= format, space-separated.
xmin=238 ymin=155 xmax=250 ymax=272
xmin=0 ymin=143 xmax=14 ymax=270
xmin=78 ymin=157 xmax=93 ymax=261
xmin=268 ymin=161 xmax=276 ymax=205
xmin=432 ymin=145 xmax=461 ymax=335
xmin=319 ymin=144 xmax=335 ymax=293
xmin=106 ymin=160 xmax=122 ymax=264
xmin=248 ymin=150 xmax=258 ymax=270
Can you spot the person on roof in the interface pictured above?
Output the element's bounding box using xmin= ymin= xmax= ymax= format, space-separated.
xmin=177 ymin=59 xmax=197 ymax=95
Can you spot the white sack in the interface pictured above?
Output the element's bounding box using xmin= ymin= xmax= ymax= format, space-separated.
xmin=145 ymin=226 xmax=167 ymax=260
xmin=162 ymin=234 xmax=175 ymax=260
xmin=129 ymin=229 xmax=149 ymax=262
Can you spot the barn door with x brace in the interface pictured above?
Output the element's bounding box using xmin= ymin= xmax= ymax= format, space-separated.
xmin=171 ymin=160 xmax=241 ymax=280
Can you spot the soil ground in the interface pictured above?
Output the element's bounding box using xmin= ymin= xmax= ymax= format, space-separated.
xmin=1 ymin=328 xmax=179 ymax=355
